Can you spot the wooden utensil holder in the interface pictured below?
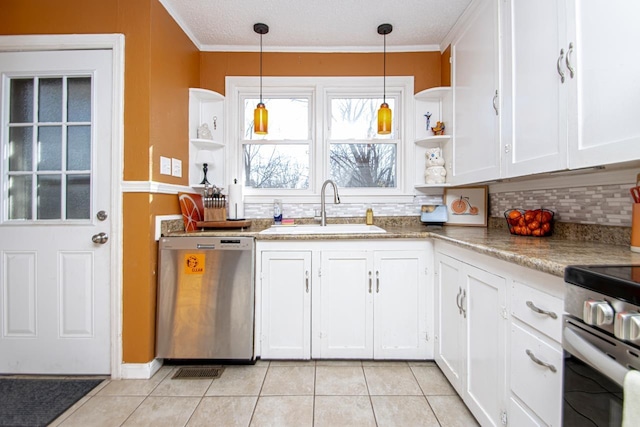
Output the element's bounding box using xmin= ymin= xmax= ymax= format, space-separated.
xmin=204 ymin=206 xmax=227 ymax=222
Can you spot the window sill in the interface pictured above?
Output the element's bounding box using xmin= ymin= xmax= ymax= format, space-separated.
xmin=244 ymin=194 xmax=416 ymax=204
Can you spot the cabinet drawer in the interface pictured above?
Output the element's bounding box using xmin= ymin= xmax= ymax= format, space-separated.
xmin=511 ymin=322 xmax=562 ymax=426
xmin=512 ymin=281 xmax=563 ymax=342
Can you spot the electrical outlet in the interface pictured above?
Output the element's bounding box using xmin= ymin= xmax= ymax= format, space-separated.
xmin=171 ymin=158 xmax=182 ymax=177
xmin=160 ymin=156 xmax=171 ymax=175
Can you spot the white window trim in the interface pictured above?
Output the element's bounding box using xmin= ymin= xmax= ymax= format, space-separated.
xmin=226 ymin=76 xmax=415 ymax=204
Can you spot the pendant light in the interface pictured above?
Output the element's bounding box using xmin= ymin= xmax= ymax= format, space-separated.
xmin=254 ymin=23 xmax=269 ymax=135
xmin=377 ymin=23 xmax=393 ymax=135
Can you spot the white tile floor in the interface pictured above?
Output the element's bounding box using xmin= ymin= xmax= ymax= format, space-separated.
xmin=51 ymin=360 xmax=480 ymax=427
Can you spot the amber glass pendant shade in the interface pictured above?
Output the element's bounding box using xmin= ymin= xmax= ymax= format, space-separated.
xmin=377 ymin=102 xmax=392 ymax=135
xmin=254 ymin=102 xmax=268 ymax=135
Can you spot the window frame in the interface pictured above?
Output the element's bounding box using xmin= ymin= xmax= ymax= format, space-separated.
xmin=226 ymin=76 xmax=415 ymax=204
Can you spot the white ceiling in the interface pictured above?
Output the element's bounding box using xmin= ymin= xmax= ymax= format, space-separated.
xmin=159 ymin=0 xmax=472 ymax=53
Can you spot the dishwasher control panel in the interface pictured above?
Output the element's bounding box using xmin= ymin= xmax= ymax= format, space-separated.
xmin=160 ymin=236 xmax=254 ymax=251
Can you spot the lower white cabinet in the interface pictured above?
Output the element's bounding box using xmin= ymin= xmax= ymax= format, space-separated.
xmin=434 ymin=240 xmax=565 ymax=427
xmin=435 ymin=246 xmax=507 ymax=427
xmin=257 ymin=240 xmax=432 ymax=360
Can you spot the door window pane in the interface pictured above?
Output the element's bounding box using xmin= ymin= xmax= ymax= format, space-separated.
xmin=38 ymin=126 xmax=62 ymax=171
xmin=67 ymin=78 xmax=91 ymax=122
xmin=243 ymin=144 xmax=309 ymax=189
xmin=67 ymin=126 xmax=91 ymax=171
xmin=331 ymin=98 xmax=395 ymax=140
xmin=243 ymin=98 xmax=309 ymax=140
xmin=330 ymin=143 xmax=397 ymax=188
xmin=10 ymin=79 xmax=33 ymax=123
xmin=37 ymin=175 xmax=61 ymax=220
xmin=8 ymin=175 xmax=32 ymax=220
xmin=38 ymin=78 xmax=63 ymax=122
xmin=9 ymin=127 xmax=33 ymax=172
xmin=67 ymin=175 xmax=90 ymax=219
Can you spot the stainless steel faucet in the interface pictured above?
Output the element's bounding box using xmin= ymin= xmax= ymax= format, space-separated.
xmin=320 ymin=179 xmax=340 ymax=226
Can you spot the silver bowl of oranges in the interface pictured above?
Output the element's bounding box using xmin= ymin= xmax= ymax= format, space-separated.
xmin=504 ymin=208 xmax=554 ymax=237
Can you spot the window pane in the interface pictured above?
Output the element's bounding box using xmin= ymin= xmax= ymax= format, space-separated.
xmin=243 ymin=98 xmax=309 ymax=140
xmin=39 ymin=78 xmax=63 ymax=122
xmin=10 ymin=79 xmax=34 ymax=123
xmin=67 ymin=126 xmax=91 ymax=170
xmin=67 ymin=77 xmax=91 ymax=122
xmin=38 ymin=126 xmax=62 ymax=171
xmin=331 ymin=98 xmax=395 ymax=140
xmin=330 ymin=143 xmax=396 ymax=188
xmin=37 ymin=175 xmax=61 ymax=219
xmin=9 ymin=127 xmax=33 ymax=171
xmin=67 ymin=175 xmax=90 ymax=219
xmin=243 ymin=144 xmax=309 ymax=189
xmin=8 ymin=175 xmax=32 ymax=220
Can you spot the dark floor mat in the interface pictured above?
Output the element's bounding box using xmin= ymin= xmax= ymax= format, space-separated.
xmin=0 ymin=378 xmax=104 ymax=427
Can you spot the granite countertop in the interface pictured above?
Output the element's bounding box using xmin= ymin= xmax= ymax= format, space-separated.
xmin=166 ymin=222 xmax=640 ymax=278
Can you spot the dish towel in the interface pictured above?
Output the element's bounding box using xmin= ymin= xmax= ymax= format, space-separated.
xmin=623 ymin=369 xmax=640 ymax=427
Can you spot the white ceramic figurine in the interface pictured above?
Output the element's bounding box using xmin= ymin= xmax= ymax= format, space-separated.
xmin=424 ymin=147 xmax=447 ymax=184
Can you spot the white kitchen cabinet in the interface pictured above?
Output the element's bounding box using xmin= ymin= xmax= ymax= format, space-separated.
xmin=501 ymin=0 xmax=568 ymax=177
xmin=317 ymin=251 xmax=373 ymax=359
xmin=316 ymin=248 xmax=430 ymax=360
xmin=188 ymin=88 xmax=225 ymax=188
xmin=435 ymin=246 xmax=508 ymax=427
xmin=260 ymin=251 xmax=312 ymax=359
xmin=566 ymin=0 xmax=640 ymax=169
xmin=450 ymin=0 xmax=502 ymax=185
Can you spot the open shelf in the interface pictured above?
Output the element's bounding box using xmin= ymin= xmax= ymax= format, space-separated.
xmin=415 ymin=86 xmax=451 ymax=101
xmin=415 ymin=135 xmax=451 ymax=148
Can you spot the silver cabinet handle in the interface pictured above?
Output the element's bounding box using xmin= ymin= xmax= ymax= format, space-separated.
xmin=376 ymin=271 xmax=380 ymax=293
xmin=526 ymin=300 xmax=558 ymax=319
xmin=526 ymin=349 xmax=557 ymax=373
xmin=557 ymin=48 xmax=565 ymax=83
xmin=566 ymin=42 xmax=575 ymax=78
xmin=368 ymin=271 xmax=372 ymax=293
xmin=461 ymin=289 xmax=467 ymax=318
xmin=492 ymin=90 xmax=498 ymax=115
xmin=305 ymin=270 xmax=309 ymax=293
xmin=456 ymin=287 xmax=462 ymax=314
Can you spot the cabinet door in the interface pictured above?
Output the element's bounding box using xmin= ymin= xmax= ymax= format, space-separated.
xmin=464 ymin=264 xmax=507 ymax=427
xmin=261 ymin=251 xmax=311 ymax=359
xmin=451 ymin=0 xmax=501 ymax=184
xmin=502 ymin=0 xmax=568 ymax=177
xmin=373 ymin=251 xmax=428 ymax=359
xmin=567 ymin=0 xmax=640 ymax=168
xmin=434 ymin=253 xmax=466 ymax=395
xmin=317 ymin=251 xmax=373 ymax=358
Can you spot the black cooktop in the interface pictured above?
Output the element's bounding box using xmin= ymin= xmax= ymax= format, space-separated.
xmin=564 ymin=265 xmax=640 ymax=306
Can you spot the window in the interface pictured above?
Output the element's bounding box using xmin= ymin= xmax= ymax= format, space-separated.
xmin=227 ymin=76 xmax=412 ymax=200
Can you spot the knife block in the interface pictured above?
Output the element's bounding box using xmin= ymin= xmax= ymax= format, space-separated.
xmin=204 ymin=206 xmax=227 ymax=222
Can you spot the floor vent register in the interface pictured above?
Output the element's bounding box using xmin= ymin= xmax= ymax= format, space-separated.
xmin=172 ymin=366 xmax=225 ymax=380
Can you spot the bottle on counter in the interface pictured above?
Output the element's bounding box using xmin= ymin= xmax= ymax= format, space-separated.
xmin=366 ymin=206 xmax=374 ymax=225
xmin=274 ymin=199 xmax=283 ymax=224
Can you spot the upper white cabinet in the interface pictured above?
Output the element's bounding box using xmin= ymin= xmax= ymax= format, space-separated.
xmin=566 ymin=0 xmax=640 ymax=169
xmin=188 ymin=88 xmax=225 ymax=188
xmin=501 ymin=0 xmax=568 ymax=177
xmin=450 ymin=0 xmax=502 ymax=185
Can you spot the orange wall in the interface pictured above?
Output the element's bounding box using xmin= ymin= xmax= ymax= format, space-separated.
xmin=200 ymin=51 xmax=442 ymax=95
xmin=441 ymin=45 xmax=452 ymax=87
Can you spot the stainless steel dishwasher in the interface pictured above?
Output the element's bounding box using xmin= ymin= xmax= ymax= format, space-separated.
xmin=156 ymin=236 xmax=255 ymax=361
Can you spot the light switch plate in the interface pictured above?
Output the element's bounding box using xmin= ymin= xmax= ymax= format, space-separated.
xmin=171 ymin=158 xmax=182 ymax=177
xmin=160 ymin=156 xmax=171 ymax=175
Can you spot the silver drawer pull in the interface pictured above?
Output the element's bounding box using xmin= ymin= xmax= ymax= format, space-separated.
xmin=557 ymin=48 xmax=565 ymax=83
xmin=526 ymin=349 xmax=557 ymax=373
xmin=526 ymin=300 xmax=557 ymax=319
xmin=305 ymin=271 xmax=309 ymax=293
xmin=368 ymin=271 xmax=372 ymax=293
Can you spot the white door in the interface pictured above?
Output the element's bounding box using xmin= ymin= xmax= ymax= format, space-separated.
xmin=373 ymin=250 xmax=428 ymax=359
xmin=260 ymin=251 xmax=311 ymax=359
xmin=317 ymin=251 xmax=373 ymax=359
xmin=0 ymin=49 xmax=113 ymax=374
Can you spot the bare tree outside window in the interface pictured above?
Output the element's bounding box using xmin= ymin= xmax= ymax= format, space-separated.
xmin=329 ymin=98 xmax=397 ymax=188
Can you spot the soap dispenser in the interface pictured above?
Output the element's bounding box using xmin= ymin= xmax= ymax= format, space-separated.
xmin=365 ymin=206 xmax=374 ymax=225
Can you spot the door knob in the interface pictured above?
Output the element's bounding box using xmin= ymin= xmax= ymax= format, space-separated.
xmin=92 ymin=232 xmax=109 ymax=244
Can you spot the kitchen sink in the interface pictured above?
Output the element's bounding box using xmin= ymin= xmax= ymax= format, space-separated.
xmin=259 ymin=224 xmax=386 ymax=235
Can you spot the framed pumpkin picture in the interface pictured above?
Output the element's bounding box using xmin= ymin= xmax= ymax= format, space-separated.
xmin=443 ymin=186 xmax=488 ymax=227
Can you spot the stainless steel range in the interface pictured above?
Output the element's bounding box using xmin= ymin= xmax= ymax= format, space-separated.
xmin=563 ymin=265 xmax=640 ymax=427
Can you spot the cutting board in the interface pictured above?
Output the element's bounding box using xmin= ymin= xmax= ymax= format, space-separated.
xmin=196 ymin=220 xmax=252 ymax=229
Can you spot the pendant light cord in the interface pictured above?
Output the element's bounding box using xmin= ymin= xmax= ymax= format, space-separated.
xmin=259 ymin=33 xmax=263 ymax=104
xmin=383 ymin=32 xmax=386 ymax=104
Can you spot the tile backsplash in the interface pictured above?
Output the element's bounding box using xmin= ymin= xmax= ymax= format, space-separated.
xmin=489 ymin=183 xmax=634 ymax=227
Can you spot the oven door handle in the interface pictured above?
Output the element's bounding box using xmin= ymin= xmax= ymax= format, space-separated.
xmin=563 ymin=327 xmax=629 ymax=387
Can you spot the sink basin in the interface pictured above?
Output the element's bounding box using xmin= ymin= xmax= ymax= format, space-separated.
xmin=259 ymin=224 xmax=387 ymax=235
